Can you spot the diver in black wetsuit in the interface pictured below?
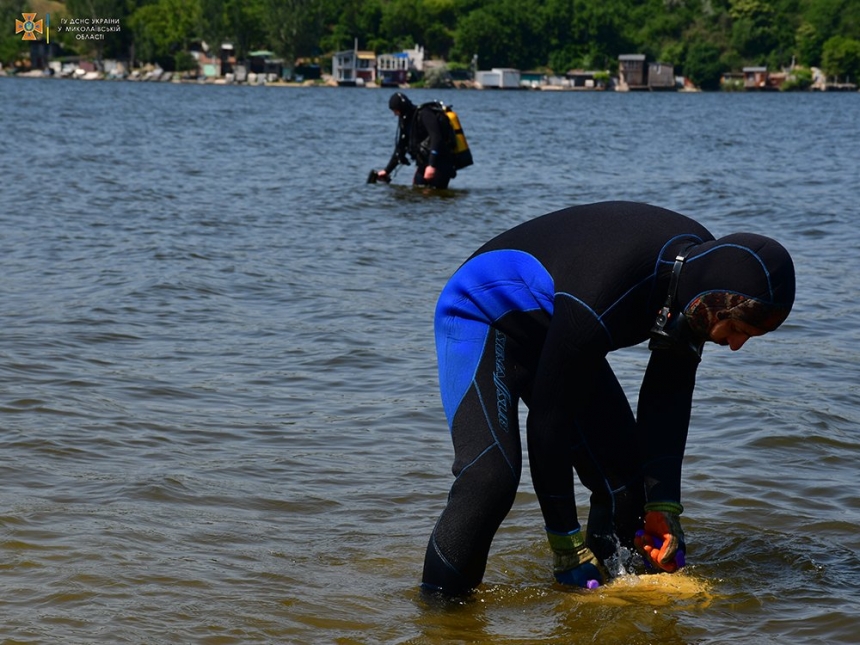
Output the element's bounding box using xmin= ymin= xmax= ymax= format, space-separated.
xmin=375 ymin=92 xmax=456 ymax=189
xmin=422 ymin=201 xmax=796 ymax=595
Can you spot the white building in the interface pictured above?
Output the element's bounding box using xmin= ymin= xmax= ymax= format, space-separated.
xmin=377 ymin=45 xmax=425 ymax=87
xmin=475 ymin=68 xmax=521 ymax=89
xmin=333 ymin=39 xmax=376 ymax=86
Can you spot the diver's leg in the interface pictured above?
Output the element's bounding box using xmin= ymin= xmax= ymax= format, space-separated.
xmin=422 ymin=329 xmax=526 ymax=595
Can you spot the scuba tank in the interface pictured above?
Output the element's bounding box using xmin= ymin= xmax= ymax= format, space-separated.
xmin=442 ymin=105 xmax=473 ymax=169
xmin=417 ymin=101 xmax=474 ymax=170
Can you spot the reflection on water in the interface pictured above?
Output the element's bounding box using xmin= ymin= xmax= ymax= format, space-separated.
xmin=410 ymin=573 xmax=713 ymax=645
xmin=1 ymin=78 xmax=859 ymax=643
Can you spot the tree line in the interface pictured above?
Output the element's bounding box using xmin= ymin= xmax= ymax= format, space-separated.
xmin=3 ymin=0 xmax=859 ymax=88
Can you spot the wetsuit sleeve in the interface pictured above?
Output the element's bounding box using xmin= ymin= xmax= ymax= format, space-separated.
xmin=636 ymin=347 xmax=699 ymax=504
xmin=526 ymin=312 xmax=609 ymax=533
xmin=383 ymin=152 xmax=399 ymax=174
xmin=384 ymin=119 xmax=410 ymax=173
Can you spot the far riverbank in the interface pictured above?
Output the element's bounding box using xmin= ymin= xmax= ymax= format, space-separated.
xmin=4 ymin=66 xmax=857 ymax=93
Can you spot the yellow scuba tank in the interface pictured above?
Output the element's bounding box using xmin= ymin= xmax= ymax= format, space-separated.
xmin=443 ymin=106 xmax=473 ymax=169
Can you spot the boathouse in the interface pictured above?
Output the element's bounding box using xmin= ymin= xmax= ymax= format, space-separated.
xmin=618 ymin=54 xmax=646 ymax=89
xmin=647 ymin=62 xmax=675 ymax=90
xmin=743 ymin=66 xmax=769 ymax=90
xmin=618 ymin=55 xmax=676 ymax=90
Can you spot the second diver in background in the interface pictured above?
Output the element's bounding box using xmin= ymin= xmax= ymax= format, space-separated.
xmin=374 ymin=92 xmax=471 ymax=189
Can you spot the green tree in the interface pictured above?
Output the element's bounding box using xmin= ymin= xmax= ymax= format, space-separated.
xmin=542 ymin=0 xmax=576 ymax=69
xmin=129 ymin=0 xmax=203 ymax=68
xmin=630 ymin=0 xmax=696 ymax=60
xmin=802 ymin=0 xmax=860 ymax=41
xmin=380 ymin=0 xmax=428 ymax=50
xmin=265 ymin=0 xmax=324 ymax=63
xmin=423 ymin=0 xmax=459 ymax=58
xmin=781 ymin=65 xmax=813 ymax=89
xmin=320 ymin=0 xmax=384 ymax=53
xmin=684 ymin=38 xmax=724 ymax=89
xmin=0 ymin=0 xmax=30 ymax=65
xmin=795 ymin=21 xmax=823 ymax=66
xmin=452 ymin=6 xmax=503 ymax=66
xmin=424 ymin=22 xmax=455 ymax=58
xmin=452 ymin=0 xmax=546 ymax=69
xmin=569 ymin=0 xmax=636 ymax=70
xmin=221 ymin=0 xmax=268 ymax=59
xmin=821 ymin=34 xmax=860 ymax=79
xmin=729 ymin=0 xmax=778 ymax=61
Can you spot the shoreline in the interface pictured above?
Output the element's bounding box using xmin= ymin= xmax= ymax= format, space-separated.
xmin=3 ymin=69 xmax=857 ymax=93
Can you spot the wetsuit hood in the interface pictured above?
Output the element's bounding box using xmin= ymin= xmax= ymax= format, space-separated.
xmin=389 ymin=92 xmax=414 ymax=114
xmin=679 ymin=233 xmax=795 ymax=337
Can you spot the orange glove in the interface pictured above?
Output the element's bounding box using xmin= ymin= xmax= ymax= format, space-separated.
xmin=634 ymin=502 xmax=686 ymax=573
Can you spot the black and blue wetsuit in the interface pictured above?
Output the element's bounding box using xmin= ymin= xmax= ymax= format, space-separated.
xmin=422 ymin=201 xmax=795 ymax=594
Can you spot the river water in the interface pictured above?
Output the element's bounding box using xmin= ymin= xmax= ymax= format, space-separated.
xmin=1 ymin=78 xmax=858 ymax=644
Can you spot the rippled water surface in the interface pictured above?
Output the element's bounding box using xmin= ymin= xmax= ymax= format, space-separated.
xmin=1 ymin=78 xmax=859 ymax=644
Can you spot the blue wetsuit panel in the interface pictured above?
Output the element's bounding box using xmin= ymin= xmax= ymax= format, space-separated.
xmin=434 ymin=250 xmax=555 ymax=425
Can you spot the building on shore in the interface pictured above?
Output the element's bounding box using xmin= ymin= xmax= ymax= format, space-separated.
xmin=377 ymin=45 xmax=424 ymax=87
xmin=617 ymin=54 xmax=676 ymax=91
xmin=332 ymin=39 xmax=376 ymax=86
xmin=475 ymin=68 xmax=521 ymax=89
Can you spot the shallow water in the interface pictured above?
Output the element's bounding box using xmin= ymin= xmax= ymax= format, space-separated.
xmin=1 ymin=78 xmax=859 ymax=644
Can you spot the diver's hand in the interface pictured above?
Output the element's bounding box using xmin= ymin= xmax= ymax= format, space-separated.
xmin=634 ymin=502 xmax=686 ymax=572
xmin=423 ymin=165 xmax=436 ymax=181
xmin=547 ymin=528 xmax=606 ymax=589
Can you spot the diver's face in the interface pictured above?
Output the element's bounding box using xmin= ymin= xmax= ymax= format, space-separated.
xmin=709 ymin=318 xmax=767 ymax=351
